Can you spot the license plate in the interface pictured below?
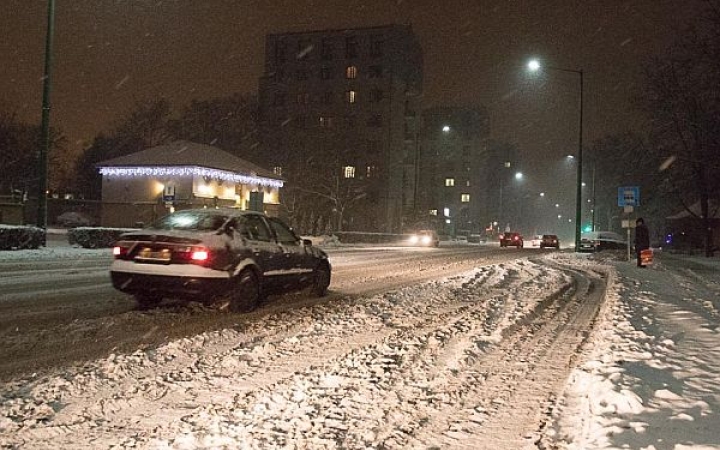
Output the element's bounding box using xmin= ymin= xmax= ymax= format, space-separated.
xmin=136 ymin=247 xmax=171 ymax=262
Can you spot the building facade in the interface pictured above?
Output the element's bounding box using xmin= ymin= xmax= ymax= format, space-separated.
xmin=96 ymin=141 xmax=283 ymax=227
xmin=416 ymin=107 xmax=491 ymax=237
xmin=258 ymin=24 xmax=423 ymax=233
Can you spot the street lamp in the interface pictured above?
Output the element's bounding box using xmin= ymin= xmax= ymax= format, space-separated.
xmin=37 ymin=0 xmax=56 ymax=236
xmin=528 ymin=58 xmax=584 ymax=250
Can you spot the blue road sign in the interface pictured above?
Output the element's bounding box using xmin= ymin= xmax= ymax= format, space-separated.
xmin=618 ymin=186 xmax=640 ymax=207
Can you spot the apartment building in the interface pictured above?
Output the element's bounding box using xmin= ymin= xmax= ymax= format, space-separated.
xmin=416 ymin=107 xmax=491 ymax=237
xmin=258 ymin=24 xmax=423 ymax=233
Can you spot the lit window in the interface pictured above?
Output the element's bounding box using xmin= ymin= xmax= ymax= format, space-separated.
xmin=273 ymin=166 xmax=283 ymax=176
xmin=465 ymin=180 xmax=471 ymax=187
xmin=319 ymin=116 xmax=334 ymax=127
xmin=366 ymin=165 xmax=377 ymax=178
xmin=343 ymin=166 xmax=356 ymax=178
xmin=461 ymin=194 xmax=470 ymax=202
xmin=347 ymin=90 xmax=357 ymax=103
xmin=429 ymin=209 xmax=438 ymax=216
xmin=445 ymin=178 xmax=455 ymax=187
xmin=346 ymin=66 xmax=358 ymax=79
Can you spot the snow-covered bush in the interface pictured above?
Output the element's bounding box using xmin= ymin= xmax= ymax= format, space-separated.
xmin=0 ymin=225 xmax=45 ymax=250
xmin=56 ymin=211 xmax=94 ymax=228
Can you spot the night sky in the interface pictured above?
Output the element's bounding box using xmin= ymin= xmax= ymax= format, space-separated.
xmin=1 ymin=0 xmax=701 ymax=196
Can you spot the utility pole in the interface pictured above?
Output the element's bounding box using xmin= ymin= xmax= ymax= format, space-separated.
xmin=37 ymin=0 xmax=56 ymax=236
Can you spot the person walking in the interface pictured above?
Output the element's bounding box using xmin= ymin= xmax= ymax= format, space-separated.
xmin=634 ymin=217 xmax=650 ymax=267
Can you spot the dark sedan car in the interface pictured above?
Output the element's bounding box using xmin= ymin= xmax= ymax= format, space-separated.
xmin=578 ymin=231 xmax=627 ymax=252
xmin=110 ymin=209 xmax=331 ymax=312
xmin=540 ymin=234 xmax=560 ymax=249
xmin=499 ymin=232 xmax=524 ymax=248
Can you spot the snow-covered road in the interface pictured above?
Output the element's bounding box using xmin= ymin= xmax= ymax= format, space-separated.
xmin=0 ymin=255 xmax=606 ymax=449
xmin=2 ymin=246 xmax=719 ymax=450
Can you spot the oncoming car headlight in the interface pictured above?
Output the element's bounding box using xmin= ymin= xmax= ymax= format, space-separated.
xmin=409 ymin=234 xmax=420 ymax=244
xmin=420 ymin=235 xmax=432 ymax=245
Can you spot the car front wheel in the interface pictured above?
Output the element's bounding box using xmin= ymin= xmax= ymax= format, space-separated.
xmin=310 ymin=263 xmax=331 ymax=297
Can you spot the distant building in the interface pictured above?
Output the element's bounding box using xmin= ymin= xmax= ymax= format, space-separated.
xmin=257 ymin=24 xmax=423 ymax=233
xmin=96 ymin=141 xmax=283 ymax=227
xmin=415 ymin=107 xmax=491 ymax=237
xmin=484 ymin=140 xmax=522 ymax=234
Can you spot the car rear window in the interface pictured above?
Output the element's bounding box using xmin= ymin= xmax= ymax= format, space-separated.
xmin=149 ymin=211 xmax=229 ymax=231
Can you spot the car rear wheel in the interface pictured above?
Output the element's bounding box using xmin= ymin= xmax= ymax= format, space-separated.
xmin=229 ymin=269 xmax=260 ymax=313
xmin=310 ymin=263 xmax=331 ymax=297
xmin=135 ymin=294 xmax=162 ymax=310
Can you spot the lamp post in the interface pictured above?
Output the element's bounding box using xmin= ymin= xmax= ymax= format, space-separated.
xmin=528 ymin=59 xmax=584 ymax=251
xmin=37 ymin=0 xmax=56 ymax=234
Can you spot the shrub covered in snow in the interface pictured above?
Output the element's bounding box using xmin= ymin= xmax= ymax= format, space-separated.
xmin=0 ymin=225 xmax=45 ymax=250
xmin=56 ymin=211 xmax=94 ymax=228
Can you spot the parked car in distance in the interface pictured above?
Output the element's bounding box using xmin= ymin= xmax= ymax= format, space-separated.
xmin=110 ymin=208 xmax=331 ymax=312
xmin=408 ymin=229 xmax=440 ymax=247
xmin=540 ymin=234 xmax=560 ymax=249
xmin=578 ymin=231 xmax=627 ymax=252
xmin=499 ymin=232 xmax=524 ymax=248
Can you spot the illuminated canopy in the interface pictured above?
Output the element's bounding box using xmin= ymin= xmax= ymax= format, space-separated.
xmin=98 ymin=165 xmax=284 ymax=189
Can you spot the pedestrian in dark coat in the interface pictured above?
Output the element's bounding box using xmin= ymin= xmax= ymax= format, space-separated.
xmin=634 ymin=217 xmax=650 ymax=267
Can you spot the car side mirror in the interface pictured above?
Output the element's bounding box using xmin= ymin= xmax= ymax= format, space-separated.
xmin=302 ymin=238 xmax=313 ymax=247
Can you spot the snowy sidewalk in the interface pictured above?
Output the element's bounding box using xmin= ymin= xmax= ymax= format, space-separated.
xmin=543 ymin=253 xmax=720 ymax=449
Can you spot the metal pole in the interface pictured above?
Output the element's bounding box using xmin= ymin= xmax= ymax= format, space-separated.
xmin=574 ymin=70 xmax=584 ymax=251
xmin=499 ymin=183 xmax=504 ymax=230
xmin=37 ymin=0 xmax=56 ymax=235
xmin=591 ymin=162 xmax=596 ymax=232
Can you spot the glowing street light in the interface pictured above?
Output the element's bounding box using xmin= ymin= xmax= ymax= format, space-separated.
xmin=527 ymin=58 xmax=584 ymax=251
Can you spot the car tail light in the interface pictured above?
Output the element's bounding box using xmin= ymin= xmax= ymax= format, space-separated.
xmin=513 ymin=235 xmax=519 ymax=241
xmin=499 ymin=234 xmax=504 ymax=240
xmin=112 ymin=242 xmax=131 ymax=259
xmin=174 ymin=246 xmax=212 ymax=265
xmin=191 ymin=249 xmax=209 ymax=261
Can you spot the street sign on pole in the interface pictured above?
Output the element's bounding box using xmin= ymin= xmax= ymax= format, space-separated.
xmin=618 ymin=186 xmax=640 ymax=207
xmin=162 ymin=185 xmax=176 ymax=203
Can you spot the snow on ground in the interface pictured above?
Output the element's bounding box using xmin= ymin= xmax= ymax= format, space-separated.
xmin=541 ymin=252 xmax=720 ymax=450
xmin=0 ymin=242 xmax=718 ymax=449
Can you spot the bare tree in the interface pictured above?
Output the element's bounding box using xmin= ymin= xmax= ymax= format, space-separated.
xmin=172 ymin=94 xmax=262 ymax=163
xmin=636 ymin=9 xmax=720 ymax=256
xmin=0 ymin=112 xmax=69 ymax=198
